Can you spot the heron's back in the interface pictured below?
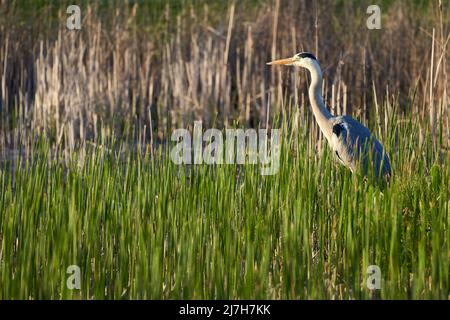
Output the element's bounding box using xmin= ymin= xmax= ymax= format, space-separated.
xmin=331 ymin=115 xmax=391 ymax=179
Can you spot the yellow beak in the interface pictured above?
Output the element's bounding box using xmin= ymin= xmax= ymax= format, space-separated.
xmin=266 ymin=57 xmax=295 ymax=66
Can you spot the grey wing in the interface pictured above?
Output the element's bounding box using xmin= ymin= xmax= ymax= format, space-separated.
xmin=331 ymin=116 xmax=391 ymax=177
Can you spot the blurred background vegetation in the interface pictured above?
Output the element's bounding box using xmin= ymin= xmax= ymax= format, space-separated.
xmin=0 ymin=0 xmax=448 ymax=152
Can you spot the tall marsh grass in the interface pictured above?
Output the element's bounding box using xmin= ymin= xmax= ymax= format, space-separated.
xmin=0 ymin=106 xmax=448 ymax=299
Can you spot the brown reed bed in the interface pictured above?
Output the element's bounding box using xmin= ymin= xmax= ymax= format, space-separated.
xmin=0 ymin=1 xmax=448 ymax=155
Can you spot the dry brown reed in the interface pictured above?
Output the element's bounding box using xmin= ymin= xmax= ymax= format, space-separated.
xmin=0 ymin=0 xmax=448 ymax=156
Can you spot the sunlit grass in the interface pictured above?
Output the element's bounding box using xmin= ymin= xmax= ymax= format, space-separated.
xmin=0 ymin=111 xmax=448 ymax=299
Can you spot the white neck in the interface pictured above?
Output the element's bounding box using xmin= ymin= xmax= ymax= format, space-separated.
xmin=305 ymin=60 xmax=333 ymax=141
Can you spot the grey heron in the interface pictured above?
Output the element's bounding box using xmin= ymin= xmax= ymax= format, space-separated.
xmin=268 ymin=52 xmax=391 ymax=179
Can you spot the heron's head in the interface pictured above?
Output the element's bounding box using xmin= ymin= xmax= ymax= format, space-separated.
xmin=267 ymin=52 xmax=318 ymax=69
